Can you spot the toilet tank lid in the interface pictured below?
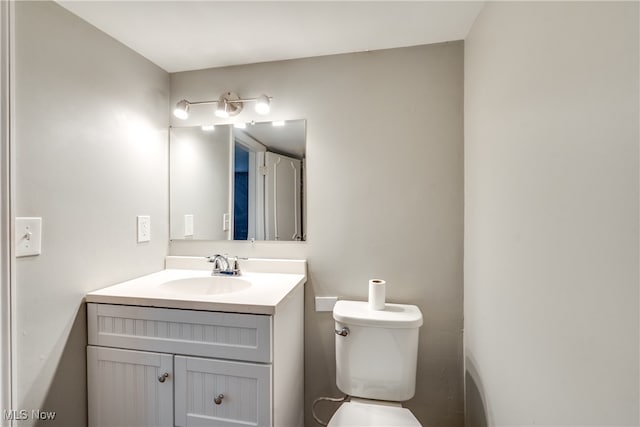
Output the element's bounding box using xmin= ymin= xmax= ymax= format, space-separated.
xmin=333 ymin=300 xmax=423 ymax=328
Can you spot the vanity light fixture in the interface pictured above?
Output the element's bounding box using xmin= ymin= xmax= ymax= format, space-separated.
xmin=201 ymin=125 xmax=215 ymax=131
xmin=214 ymin=92 xmax=240 ymax=118
xmin=272 ymin=120 xmax=285 ymax=127
xmin=173 ymin=91 xmax=272 ymax=120
xmin=214 ymin=102 xmax=230 ymax=118
xmin=255 ymin=95 xmax=271 ymax=115
xmin=173 ymin=99 xmax=189 ymax=119
xmin=233 ymin=123 xmax=247 ymax=129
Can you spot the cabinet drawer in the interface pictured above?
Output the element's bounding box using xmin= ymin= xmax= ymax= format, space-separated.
xmin=87 ymin=303 xmax=272 ymax=363
xmin=175 ymin=356 xmax=272 ymax=427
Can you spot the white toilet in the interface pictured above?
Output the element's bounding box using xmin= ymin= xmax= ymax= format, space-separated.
xmin=327 ymin=300 xmax=424 ymax=426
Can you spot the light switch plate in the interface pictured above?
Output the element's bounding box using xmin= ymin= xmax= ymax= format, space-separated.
xmin=137 ymin=215 xmax=151 ymax=243
xmin=16 ymin=217 xmax=42 ymax=257
xmin=184 ymin=214 xmax=194 ymax=236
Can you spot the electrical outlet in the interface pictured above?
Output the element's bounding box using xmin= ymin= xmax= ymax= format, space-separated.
xmin=315 ymin=296 xmax=338 ymax=312
xmin=184 ymin=214 xmax=194 ymax=236
xmin=223 ymin=213 xmax=230 ymax=231
xmin=137 ymin=215 xmax=150 ymax=242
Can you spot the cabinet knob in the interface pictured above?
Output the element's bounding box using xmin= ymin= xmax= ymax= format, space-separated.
xmin=214 ymin=394 xmax=224 ymax=405
xmin=158 ymin=372 xmax=169 ymax=383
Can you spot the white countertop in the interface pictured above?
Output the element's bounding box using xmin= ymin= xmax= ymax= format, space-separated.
xmin=86 ymin=257 xmax=307 ymax=315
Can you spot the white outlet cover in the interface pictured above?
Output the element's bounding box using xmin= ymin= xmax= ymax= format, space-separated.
xmin=16 ymin=217 xmax=42 ymax=257
xmin=184 ymin=214 xmax=194 ymax=236
xmin=315 ymin=296 xmax=338 ymax=312
xmin=222 ymin=213 xmax=230 ymax=232
xmin=137 ymin=215 xmax=151 ymax=243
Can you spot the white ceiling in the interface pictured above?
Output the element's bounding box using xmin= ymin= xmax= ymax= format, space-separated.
xmin=56 ymin=1 xmax=484 ymax=73
xmin=237 ymin=119 xmax=306 ymax=159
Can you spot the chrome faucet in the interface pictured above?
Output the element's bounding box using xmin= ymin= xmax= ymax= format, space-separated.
xmin=207 ymin=254 xmax=241 ymax=276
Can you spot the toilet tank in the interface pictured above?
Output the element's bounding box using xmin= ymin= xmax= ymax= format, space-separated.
xmin=333 ymin=300 xmax=423 ymax=401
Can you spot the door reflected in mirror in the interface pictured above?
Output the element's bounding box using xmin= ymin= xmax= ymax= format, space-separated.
xmin=170 ymin=120 xmax=306 ymax=241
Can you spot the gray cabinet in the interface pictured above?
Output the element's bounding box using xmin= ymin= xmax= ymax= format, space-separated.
xmin=87 ymin=346 xmax=173 ymax=427
xmin=87 ymin=293 xmax=303 ymax=427
xmin=174 ymin=356 xmax=271 ymax=427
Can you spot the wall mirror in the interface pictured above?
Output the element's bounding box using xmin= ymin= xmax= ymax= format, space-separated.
xmin=170 ymin=120 xmax=306 ymax=241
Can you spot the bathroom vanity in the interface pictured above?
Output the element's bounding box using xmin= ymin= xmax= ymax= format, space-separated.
xmin=85 ymin=257 xmax=306 ymax=427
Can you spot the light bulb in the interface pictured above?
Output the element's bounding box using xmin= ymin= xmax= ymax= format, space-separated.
xmin=255 ymin=95 xmax=270 ymax=114
xmin=215 ymin=100 xmax=229 ymax=118
xmin=173 ymin=99 xmax=189 ymax=119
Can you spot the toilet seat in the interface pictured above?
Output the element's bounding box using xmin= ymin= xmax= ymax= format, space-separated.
xmin=327 ymin=399 xmax=422 ymax=427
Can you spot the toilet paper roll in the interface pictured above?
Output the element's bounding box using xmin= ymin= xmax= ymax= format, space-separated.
xmin=368 ymin=279 xmax=386 ymax=310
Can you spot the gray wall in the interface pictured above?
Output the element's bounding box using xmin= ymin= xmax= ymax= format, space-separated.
xmin=464 ymin=2 xmax=639 ymax=426
xmin=169 ymin=42 xmax=464 ymax=426
xmin=14 ymin=2 xmax=169 ymax=425
xmin=170 ymin=126 xmax=232 ymax=240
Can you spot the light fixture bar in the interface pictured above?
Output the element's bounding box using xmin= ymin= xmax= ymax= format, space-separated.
xmin=178 ymin=97 xmax=272 ymax=105
xmin=173 ymin=92 xmax=272 ymax=119
xmin=229 ymin=96 xmax=273 ymax=103
xmin=185 ymin=100 xmax=218 ymax=106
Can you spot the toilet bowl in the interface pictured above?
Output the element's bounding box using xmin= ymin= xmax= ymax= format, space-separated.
xmin=327 ymin=398 xmax=421 ymax=427
xmin=324 ymin=300 xmax=424 ymax=427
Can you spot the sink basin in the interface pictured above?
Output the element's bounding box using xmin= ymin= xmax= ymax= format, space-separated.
xmin=160 ymin=276 xmax=252 ymax=296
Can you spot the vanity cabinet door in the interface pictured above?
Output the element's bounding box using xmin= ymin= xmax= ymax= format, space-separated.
xmin=87 ymin=346 xmax=173 ymax=427
xmin=174 ymin=356 xmax=272 ymax=427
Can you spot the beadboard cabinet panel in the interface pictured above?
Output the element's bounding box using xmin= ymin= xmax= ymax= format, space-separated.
xmin=87 ymin=346 xmax=173 ymax=427
xmin=87 ymin=284 xmax=303 ymax=427
xmin=175 ymin=356 xmax=271 ymax=427
xmin=88 ymin=303 xmax=272 ymax=362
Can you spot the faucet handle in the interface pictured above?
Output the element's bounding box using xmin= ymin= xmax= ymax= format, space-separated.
xmin=233 ymin=257 xmax=241 ymax=275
